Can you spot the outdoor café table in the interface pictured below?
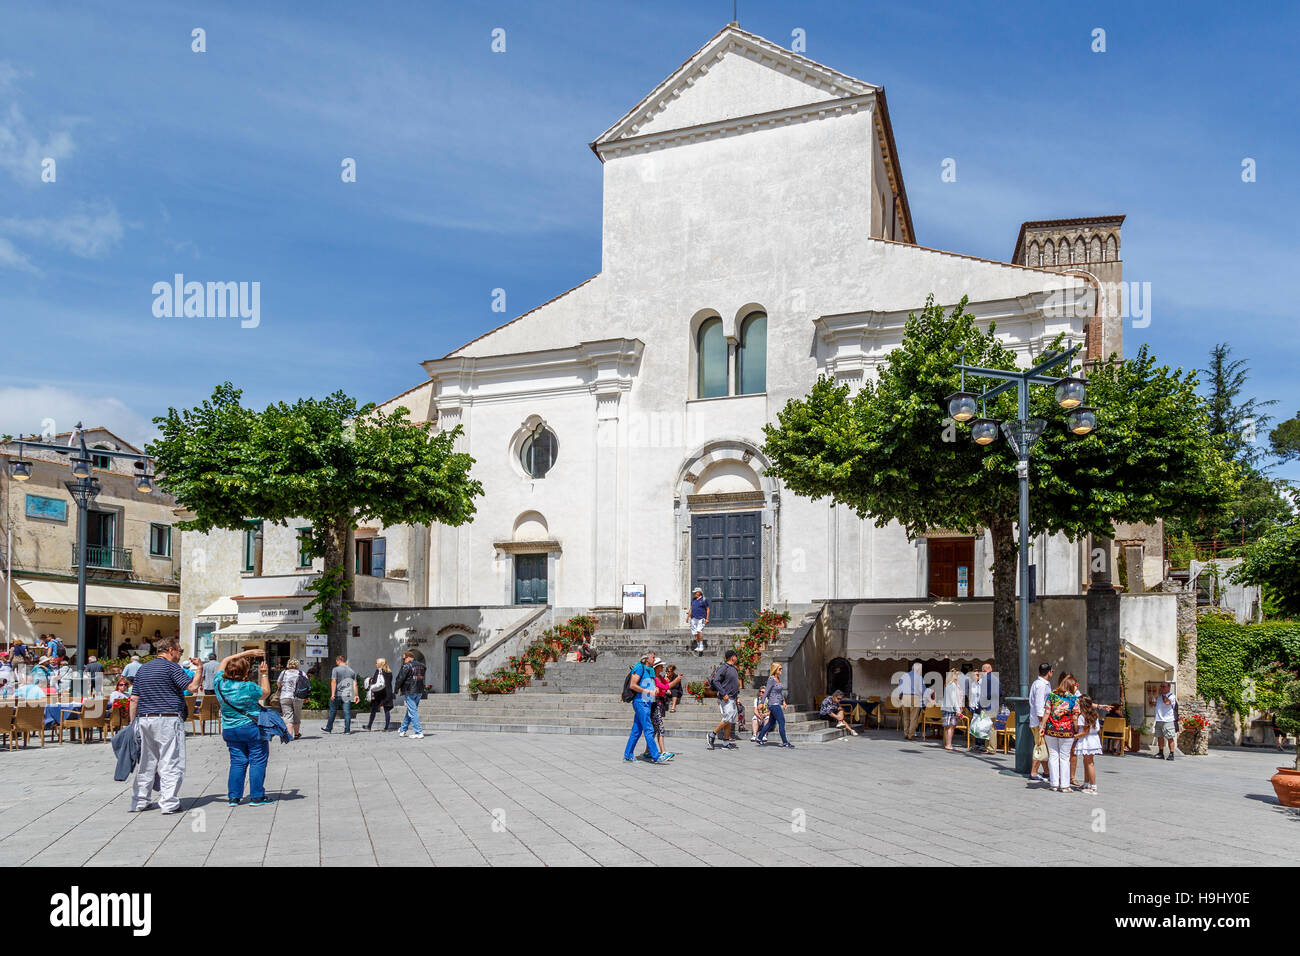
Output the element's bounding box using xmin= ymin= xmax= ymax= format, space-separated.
xmin=836 ymin=698 xmax=878 ymax=728
xmin=43 ymin=702 xmax=81 ymax=728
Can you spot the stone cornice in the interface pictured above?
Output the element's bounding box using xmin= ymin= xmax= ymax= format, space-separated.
xmin=595 ymin=93 xmax=875 ymax=161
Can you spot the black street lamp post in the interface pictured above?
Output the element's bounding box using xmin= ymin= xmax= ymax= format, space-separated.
xmin=945 ymin=343 xmax=1096 ymax=773
xmin=7 ymin=423 xmax=156 ymax=695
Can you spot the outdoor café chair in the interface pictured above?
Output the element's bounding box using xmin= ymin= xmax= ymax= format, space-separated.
xmin=11 ymin=702 xmax=48 ymax=748
xmin=1101 ymin=716 xmax=1127 ymax=756
xmin=995 ymin=713 xmax=1015 ymax=753
xmin=920 ymin=705 xmax=943 ymax=738
xmin=190 ymin=694 xmax=221 ymax=735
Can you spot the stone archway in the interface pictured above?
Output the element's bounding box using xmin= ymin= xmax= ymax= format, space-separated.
xmin=673 ymin=438 xmax=780 ymax=622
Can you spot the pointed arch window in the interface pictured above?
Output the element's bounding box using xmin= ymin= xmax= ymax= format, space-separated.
xmin=736 ymin=311 xmax=767 ymax=395
xmin=696 ymin=317 xmax=727 ymax=398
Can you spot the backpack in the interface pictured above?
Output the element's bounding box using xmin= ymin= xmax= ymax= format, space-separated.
xmin=292 ymin=670 xmax=310 ymax=700
xmin=620 ymin=666 xmax=637 ymax=703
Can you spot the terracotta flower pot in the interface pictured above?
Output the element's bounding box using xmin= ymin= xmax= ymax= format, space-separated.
xmin=1270 ymin=767 xmax=1300 ymax=808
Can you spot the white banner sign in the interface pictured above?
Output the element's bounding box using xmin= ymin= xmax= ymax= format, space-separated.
xmin=304 ymin=645 xmax=328 ymax=658
xmin=622 ymin=584 xmax=645 ymax=616
xmin=304 ymin=633 xmax=328 ymax=646
xmin=259 ymin=607 xmax=303 ymax=623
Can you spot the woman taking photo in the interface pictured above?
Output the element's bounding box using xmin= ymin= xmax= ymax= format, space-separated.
xmin=276 ymin=658 xmax=307 ymax=740
xmin=214 ymin=648 xmax=273 ymax=807
xmin=365 ymin=657 xmax=394 ymax=731
xmin=757 ymin=662 xmax=794 ymax=748
xmin=1039 ymin=673 xmax=1081 ymax=792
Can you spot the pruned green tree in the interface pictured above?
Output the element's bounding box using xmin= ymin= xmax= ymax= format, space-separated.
xmin=149 ymin=383 xmax=483 ymax=661
xmin=1271 ymin=413 xmax=1300 ymax=464
xmin=761 ymin=297 xmax=1238 ymax=689
xmin=1228 ymin=519 xmax=1300 ymax=620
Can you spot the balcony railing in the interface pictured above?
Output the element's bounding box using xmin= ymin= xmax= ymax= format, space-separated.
xmin=70 ymin=544 xmax=133 ymax=572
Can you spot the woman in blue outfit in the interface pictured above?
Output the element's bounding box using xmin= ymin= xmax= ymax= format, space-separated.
xmin=757 ymin=662 xmax=794 ymax=748
xmin=214 ymin=648 xmax=273 ymax=807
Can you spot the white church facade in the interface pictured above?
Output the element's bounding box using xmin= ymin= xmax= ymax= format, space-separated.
xmin=378 ymin=25 xmax=1118 ymax=626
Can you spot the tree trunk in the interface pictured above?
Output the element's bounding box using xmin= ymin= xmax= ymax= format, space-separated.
xmin=989 ymin=514 xmax=1020 ymax=693
xmin=321 ymin=515 xmax=351 ymax=667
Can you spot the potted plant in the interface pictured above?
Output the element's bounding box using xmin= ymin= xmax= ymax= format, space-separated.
xmin=1177 ymin=713 xmax=1210 ymax=755
xmin=1269 ymin=678 xmax=1300 ymax=807
xmin=1131 ymin=719 xmax=1154 ymax=753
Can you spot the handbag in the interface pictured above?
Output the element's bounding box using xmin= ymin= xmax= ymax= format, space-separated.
xmin=215 ymin=680 xmax=291 ymax=743
xmin=1032 ymin=729 xmax=1049 ymax=762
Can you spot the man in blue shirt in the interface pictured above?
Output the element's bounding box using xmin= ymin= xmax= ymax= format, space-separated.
xmin=122 ymin=655 xmax=142 ymax=680
xmin=623 ymin=651 xmax=673 ymax=764
xmin=128 ymin=637 xmax=202 ymax=814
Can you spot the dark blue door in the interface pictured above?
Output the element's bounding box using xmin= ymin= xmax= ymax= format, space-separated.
xmin=514 ymin=553 xmax=548 ymax=604
xmin=691 ymin=512 xmax=761 ymax=624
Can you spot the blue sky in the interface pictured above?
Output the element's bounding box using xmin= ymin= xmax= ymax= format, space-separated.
xmin=1 ymin=0 xmax=1296 ymax=481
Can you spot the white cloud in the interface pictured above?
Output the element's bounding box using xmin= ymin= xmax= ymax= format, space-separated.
xmin=0 ymin=200 xmax=124 ymax=263
xmin=0 ymin=100 xmax=75 ymax=186
xmin=0 ymin=235 xmax=37 ymax=273
xmin=0 ymin=385 xmax=159 ymax=450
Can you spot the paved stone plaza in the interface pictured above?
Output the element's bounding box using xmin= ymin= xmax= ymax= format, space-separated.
xmin=0 ymin=727 xmax=1295 ymax=867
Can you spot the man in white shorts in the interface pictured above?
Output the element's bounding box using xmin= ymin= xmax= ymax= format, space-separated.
xmin=687 ymin=586 xmax=710 ymax=656
xmin=1153 ymin=681 xmax=1177 ymax=761
xmin=708 ymin=649 xmax=740 ymax=750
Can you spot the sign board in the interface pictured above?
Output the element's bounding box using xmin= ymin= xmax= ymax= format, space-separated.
xmin=259 ymin=607 xmax=302 ymax=623
xmin=304 ymin=645 xmax=329 ymax=659
xmin=304 ymin=633 xmax=328 ymax=646
xmin=621 ymin=584 xmax=646 ymax=616
xmin=956 ymin=566 xmax=969 ymax=598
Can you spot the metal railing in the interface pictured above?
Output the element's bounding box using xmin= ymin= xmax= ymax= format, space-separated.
xmin=70 ymin=544 xmax=133 ymax=571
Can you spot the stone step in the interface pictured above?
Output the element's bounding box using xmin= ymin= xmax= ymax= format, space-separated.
xmin=416 ymin=718 xmax=845 ymax=743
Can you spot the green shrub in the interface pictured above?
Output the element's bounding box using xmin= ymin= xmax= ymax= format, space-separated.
xmin=1197 ymin=616 xmax=1300 ymax=717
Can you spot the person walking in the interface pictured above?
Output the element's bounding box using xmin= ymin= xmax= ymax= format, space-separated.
xmin=687 ymin=587 xmax=710 ymax=656
xmin=276 ymin=658 xmax=308 ymax=739
xmin=200 ymin=652 xmax=220 ymax=704
xmin=322 ymin=655 xmax=358 ymax=734
xmin=707 ymin=649 xmax=741 ymax=750
xmin=213 ymin=649 xmax=273 ymax=807
xmin=757 ymin=662 xmax=794 ymax=748
xmin=394 ymin=650 xmax=426 ymax=739
xmin=1153 ymin=681 xmax=1177 ymax=761
xmin=897 ymin=661 xmax=925 ymax=740
xmin=941 ymin=669 xmax=964 ymax=751
xmin=365 ymin=658 xmax=394 ymax=731
xmin=1028 ymin=662 xmax=1053 ymax=782
xmin=1039 ymin=674 xmax=1081 ymax=793
xmin=128 ymin=637 xmax=203 ymax=814
xmin=623 ymin=650 xmax=672 ymax=764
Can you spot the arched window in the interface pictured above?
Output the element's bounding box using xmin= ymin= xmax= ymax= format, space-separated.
xmin=696 ymin=317 xmax=727 ymax=398
xmin=519 ymin=423 xmax=557 ymax=478
xmin=1074 ymin=237 xmax=1085 ymax=263
xmin=1104 ymin=235 xmax=1117 ymax=261
xmin=1027 ymin=241 xmax=1040 ymax=266
xmin=1089 ymin=236 xmax=1102 ymax=262
xmin=1043 ymin=240 xmax=1055 ymax=266
xmin=736 ymin=311 xmax=767 ymax=395
xmin=91 ymin=444 xmax=111 ymax=470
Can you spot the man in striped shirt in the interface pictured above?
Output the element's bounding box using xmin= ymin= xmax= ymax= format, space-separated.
xmin=128 ymin=636 xmax=202 ymax=814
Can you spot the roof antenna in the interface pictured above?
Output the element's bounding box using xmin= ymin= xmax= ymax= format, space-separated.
xmin=732 ymin=0 xmax=737 ymax=25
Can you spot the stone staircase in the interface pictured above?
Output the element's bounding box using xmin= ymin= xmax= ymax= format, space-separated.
xmin=417 ymin=626 xmax=845 ymax=743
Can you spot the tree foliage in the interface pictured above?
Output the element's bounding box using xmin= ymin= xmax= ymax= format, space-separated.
xmin=1270 ymin=412 xmax=1300 ymax=464
xmin=1228 ymin=520 xmax=1300 ymax=619
xmin=761 ymin=297 xmax=1237 ymax=688
xmin=149 ymin=383 xmax=484 ymax=657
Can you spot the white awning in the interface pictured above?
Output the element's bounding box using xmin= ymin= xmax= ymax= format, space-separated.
xmin=215 ymin=622 xmax=323 ymax=638
xmin=846 ymin=601 xmax=993 ymax=660
xmin=196 ymin=596 xmax=239 ymax=621
xmin=1122 ymin=640 xmax=1174 ymax=676
xmin=15 ymin=578 xmax=179 ymax=617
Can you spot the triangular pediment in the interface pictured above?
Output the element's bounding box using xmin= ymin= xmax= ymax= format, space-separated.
xmin=594 ymin=25 xmax=878 ymax=150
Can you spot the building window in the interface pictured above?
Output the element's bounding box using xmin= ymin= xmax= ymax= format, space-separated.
xmin=356 ymin=537 xmax=386 ymax=577
xmin=297 ymin=527 xmax=313 ymax=567
xmin=149 ymin=523 xmax=171 ymax=557
xmin=736 ymin=311 xmax=767 ymax=395
xmin=91 ymin=445 xmax=111 ymax=470
xmin=520 ymin=423 xmax=557 ymax=479
xmin=696 ymin=317 xmax=727 ymax=398
xmin=243 ymin=520 xmax=261 ymax=572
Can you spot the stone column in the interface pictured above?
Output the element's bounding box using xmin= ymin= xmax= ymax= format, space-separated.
xmin=1086 ymin=534 xmax=1121 ymax=703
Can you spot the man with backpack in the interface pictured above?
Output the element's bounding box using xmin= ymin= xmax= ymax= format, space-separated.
xmin=622 ymin=650 xmax=673 ymax=764
xmin=707 ymin=649 xmax=741 ymax=750
xmin=394 ymin=650 xmax=426 ymax=740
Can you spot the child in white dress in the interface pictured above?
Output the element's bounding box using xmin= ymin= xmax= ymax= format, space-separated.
xmin=1075 ymin=696 xmax=1103 ymax=793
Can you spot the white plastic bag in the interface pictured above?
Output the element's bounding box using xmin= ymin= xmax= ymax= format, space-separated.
xmin=970 ymin=711 xmax=993 ymax=740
